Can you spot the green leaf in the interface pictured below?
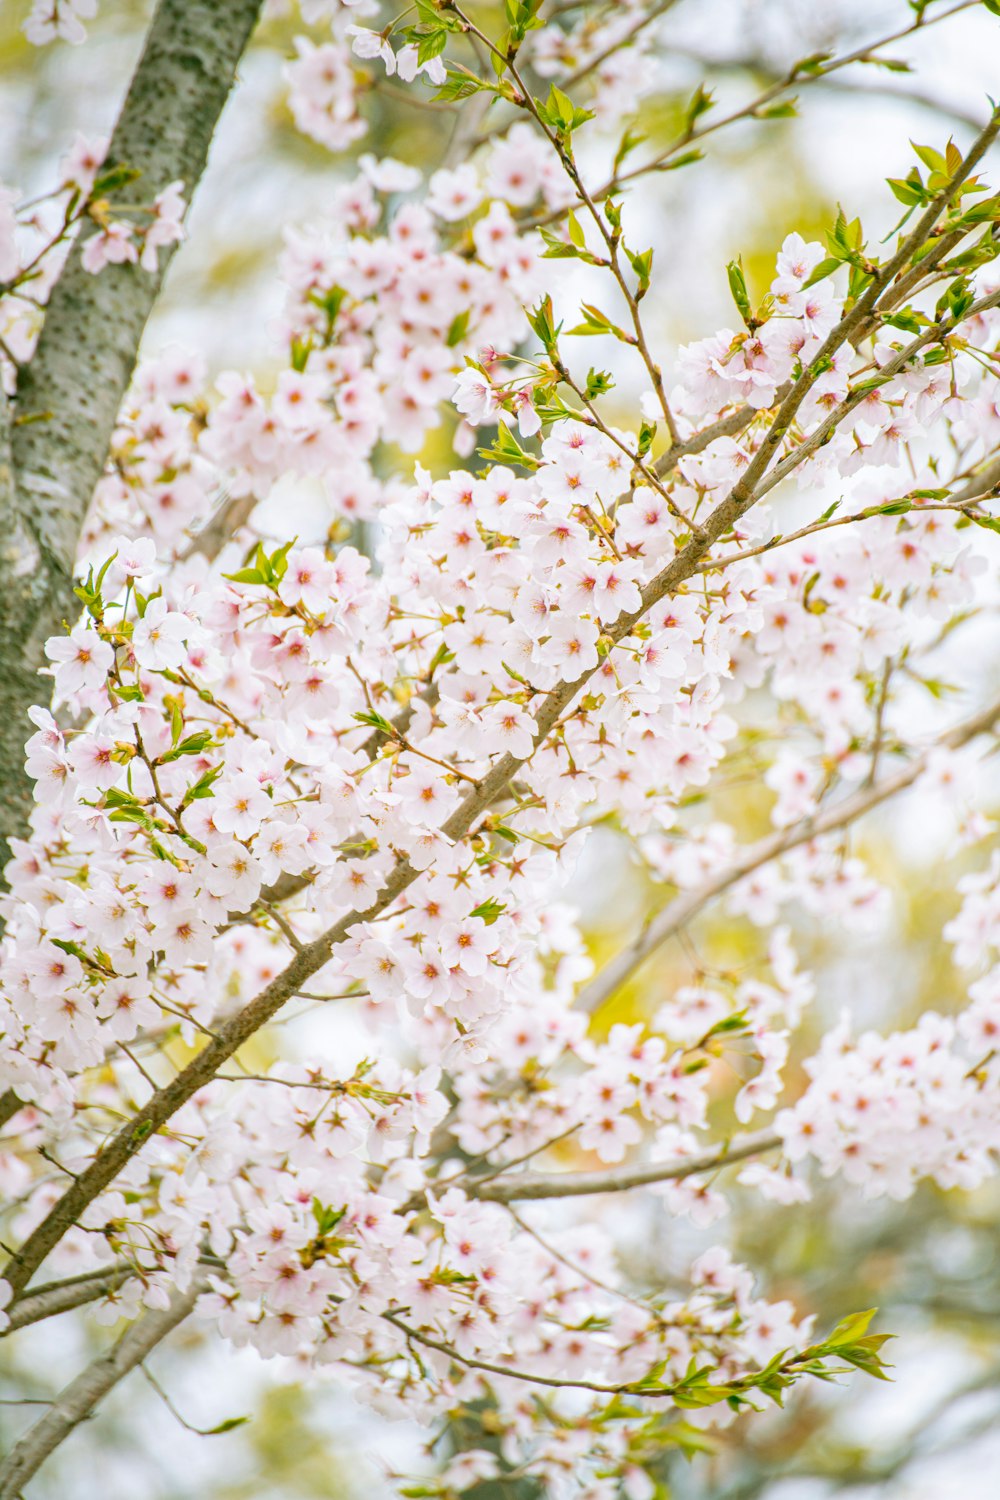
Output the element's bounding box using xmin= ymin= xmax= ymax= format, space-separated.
xmin=222 ymin=566 xmax=266 ymax=586
xmin=270 ymin=538 xmax=294 ymax=583
xmin=703 ymin=1008 xmax=751 ymax=1038
xmin=416 ymin=26 xmax=448 ymax=65
xmin=428 ymin=642 xmax=455 ymax=676
xmin=540 ymin=224 xmax=603 ymax=264
xmin=433 ymin=72 xmax=486 ymax=103
xmin=628 ymin=246 xmax=653 ymax=287
xmin=312 ymin=1198 xmax=346 ymax=1236
xmin=108 ymin=805 xmax=159 ymax=830
xmin=613 ymin=126 xmax=647 ymax=173
xmin=202 ymin=1416 xmax=251 ymax=1435
xmin=837 ymin=1337 xmax=894 ymax=1381
xmin=862 ymin=498 xmax=913 ymax=517
xmin=792 ymin=50 xmax=833 ymax=77
xmin=802 ymin=256 xmax=842 ymax=289
xmin=683 ymin=83 xmax=714 ymax=132
xmin=862 ymin=54 xmax=911 ymax=72
xmin=225 ymin=540 xmax=295 ymax=589
xmin=567 ymin=303 xmax=621 ymax=338
xmin=584 ymin=367 xmax=615 ymax=400
xmin=659 ymin=148 xmax=703 ymax=171
xmin=169 ymin=699 xmax=184 ymax=746
xmin=352 ymin=709 xmax=396 ymax=737
xmin=936 ymin=274 xmax=974 ymax=322
xmin=823 ymin=1308 xmax=877 ymax=1348
xmin=446 ymin=309 xmax=470 ymax=347
xmin=540 ymin=231 xmax=580 ymax=260
xmin=307 ymin=285 xmax=346 ymax=327
xmin=755 ymin=98 xmax=798 ymax=119
xmin=491 ymin=824 xmax=520 ymax=844
xmin=661 ymin=1421 xmax=718 ymax=1458
xmin=104 ymin=787 xmax=142 ymax=809
xmin=726 ymin=257 xmax=753 ymax=328
xmin=887 ymin=172 xmax=928 ymax=207
xmin=881 ymin=307 xmax=922 ymax=333
xmin=413 ymin=0 xmax=460 ymax=27
xmin=477 ymin=421 xmax=539 ymax=469
xmin=158 ymin=731 xmax=214 ymax=764
xmin=526 ymin=294 xmax=560 ymax=352
xmin=545 ymin=82 xmax=594 ymax=135
xmin=91 ymin=162 xmax=142 ymax=198
xmin=950 ymin=197 xmax=1000 ymax=232
xmin=51 ymin=938 xmax=91 ymax=964
xmin=181 ymin=766 xmax=222 ymax=807
xmin=470 ymin=897 xmax=507 ymax=924
xmin=830 ymin=209 xmax=864 ymax=257
xmin=531 ymin=388 xmax=576 ymax=426
xmin=912 ymin=140 xmax=948 ymax=176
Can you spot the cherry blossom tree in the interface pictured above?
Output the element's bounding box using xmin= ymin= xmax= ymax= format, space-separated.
xmin=2 ymin=0 xmax=1000 ymax=1495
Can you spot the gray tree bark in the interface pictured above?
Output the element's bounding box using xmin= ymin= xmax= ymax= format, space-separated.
xmin=0 ymin=0 xmax=264 ymax=872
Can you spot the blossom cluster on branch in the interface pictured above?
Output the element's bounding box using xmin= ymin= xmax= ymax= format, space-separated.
xmin=2 ymin=0 xmax=1000 ymax=1495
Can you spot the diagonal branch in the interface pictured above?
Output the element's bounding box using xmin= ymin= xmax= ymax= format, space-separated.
xmin=609 ymin=0 xmax=985 ymax=192
xmin=0 ymin=1277 xmax=205 ymax=1499
xmin=661 ymin=41 xmax=985 ymax=137
xmin=0 ymin=0 xmax=263 ymax=872
xmin=574 ymin=695 xmax=1000 ymax=1017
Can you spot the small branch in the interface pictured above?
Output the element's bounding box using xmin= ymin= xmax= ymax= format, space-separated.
xmin=5 ymin=1263 xmax=137 ymax=1333
xmin=574 ymin=694 xmax=1000 ymax=1017
xmin=609 ymin=0 xmax=985 ymax=192
xmin=560 ymin=0 xmax=683 ymax=91
xmin=470 ymin=1129 xmax=779 ymax=1202
xmin=661 ymin=40 xmax=985 ymax=137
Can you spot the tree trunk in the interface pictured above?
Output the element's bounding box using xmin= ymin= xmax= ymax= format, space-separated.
xmin=0 ymin=0 xmax=264 ymax=871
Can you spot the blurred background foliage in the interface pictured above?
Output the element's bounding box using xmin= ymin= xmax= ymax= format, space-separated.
xmin=2 ymin=0 xmax=1000 ymax=1496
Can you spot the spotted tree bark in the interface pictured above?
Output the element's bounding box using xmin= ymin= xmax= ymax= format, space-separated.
xmin=0 ymin=0 xmax=264 ymax=871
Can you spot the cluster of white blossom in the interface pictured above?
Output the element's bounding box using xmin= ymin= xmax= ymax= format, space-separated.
xmin=3 ymin=0 xmax=1000 ymax=1492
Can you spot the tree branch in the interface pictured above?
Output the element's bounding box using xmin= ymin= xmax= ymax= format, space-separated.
xmin=609 ymin=0 xmax=985 ymax=192
xmin=661 ymin=41 xmax=985 ymax=137
xmin=0 ymin=1278 xmax=205 ymax=1499
xmin=0 ymin=0 xmax=263 ymax=871
xmin=575 ymin=694 xmax=1000 ymax=1017
xmin=5 ymin=1263 xmax=138 ymax=1334
xmin=470 ymin=1129 xmax=780 ymax=1202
